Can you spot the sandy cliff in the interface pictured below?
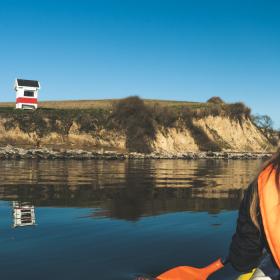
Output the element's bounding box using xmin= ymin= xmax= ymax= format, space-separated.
xmin=0 ymin=113 xmax=271 ymax=154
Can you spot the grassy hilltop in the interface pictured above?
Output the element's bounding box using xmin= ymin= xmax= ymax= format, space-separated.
xmin=0 ymin=98 xmax=212 ymax=110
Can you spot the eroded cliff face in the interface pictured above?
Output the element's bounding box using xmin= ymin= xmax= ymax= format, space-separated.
xmin=152 ymin=127 xmax=199 ymax=153
xmin=0 ymin=119 xmax=126 ymax=150
xmin=194 ymin=116 xmax=269 ymax=152
xmin=151 ymin=116 xmax=271 ymax=153
xmin=0 ymin=115 xmax=272 ymax=153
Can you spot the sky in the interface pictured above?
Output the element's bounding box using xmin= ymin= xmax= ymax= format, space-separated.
xmin=0 ymin=0 xmax=280 ymax=127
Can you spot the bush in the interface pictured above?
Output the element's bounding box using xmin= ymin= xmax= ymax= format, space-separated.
xmin=226 ymin=102 xmax=251 ymax=122
xmin=111 ymin=96 xmax=156 ymax=153
xmin=76 ymin=113 xmax=98 ymax=133
xmin=2 ymin=108 xmax=113 ymax=138
xmin=4 ymin=110 xmax=49 ymax=137
xmin=207 ymin=96 xmax=225 ymax=104
xmin=151 ymin=104 xmax=178 ymax=127
xmin=191 ymin=105 xmax=225 ymax=119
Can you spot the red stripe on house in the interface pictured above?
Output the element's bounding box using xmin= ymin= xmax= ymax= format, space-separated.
xmin=16 ymin=98 xmax=38 ymax=104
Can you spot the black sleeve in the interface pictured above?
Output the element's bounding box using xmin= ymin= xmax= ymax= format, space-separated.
xmin=228 ymin=181 xmax=265 ymax=272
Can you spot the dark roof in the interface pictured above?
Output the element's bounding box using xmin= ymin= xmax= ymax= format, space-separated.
xmin=17 ymin=79 xmax=40 ymax=88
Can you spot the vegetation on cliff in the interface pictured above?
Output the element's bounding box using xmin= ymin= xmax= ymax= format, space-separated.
xmin=0 ymin=96 xmax=276 ymax=153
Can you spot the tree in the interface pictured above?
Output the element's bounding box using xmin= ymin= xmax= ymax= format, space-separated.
xmin=252 ymin=114 xmax=277 ymax=145
xmin=252 ymin=114 xmax=273 ymax=134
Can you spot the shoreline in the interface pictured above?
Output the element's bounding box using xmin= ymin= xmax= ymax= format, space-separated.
xmin=0 ymin=146 xmax=273 ymax=160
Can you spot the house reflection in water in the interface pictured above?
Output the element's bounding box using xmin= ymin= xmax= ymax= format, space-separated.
xmin=12 ymin=202 xmax=36 ymax=228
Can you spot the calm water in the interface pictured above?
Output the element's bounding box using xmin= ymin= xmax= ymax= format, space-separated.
xmin=0 ymin=159 xmax=262 ymax=280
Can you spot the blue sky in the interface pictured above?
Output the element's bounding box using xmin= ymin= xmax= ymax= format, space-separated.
xmin=0 ymin=0 xmax=280 ymax=127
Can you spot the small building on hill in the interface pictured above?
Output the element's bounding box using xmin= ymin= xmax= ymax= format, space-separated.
xmin=14 ymin=79 xmax=40 ymax=109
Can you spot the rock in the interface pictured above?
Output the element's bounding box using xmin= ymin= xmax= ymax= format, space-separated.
xmin=0 ymin=146 xmax=273 ymax=160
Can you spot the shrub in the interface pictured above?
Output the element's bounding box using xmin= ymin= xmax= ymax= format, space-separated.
xmin=207 ymin=96 xmax=225 ymax=104
xmin=151 ymin=104 xmax=178 ymax=127
xmin=76 ymin=113 xmax=98 ymax=133
xmin=2 ymin=108 xmax=113 ymax=140
xmin=111 ymin=96 xmax=156 ymax=153
xmin=191 ymin=105 xmax=225 ymax=119
xmin=226 ymin=102 xmax=251 ymax=122
xmin=3 ymin=110 xmax=49 ymax=137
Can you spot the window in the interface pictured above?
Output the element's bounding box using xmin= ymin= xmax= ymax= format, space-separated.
xmin=22 ymin=104 xmax=36 ymax=110
xmin=24 ymin=91 xmax=34 ymax=97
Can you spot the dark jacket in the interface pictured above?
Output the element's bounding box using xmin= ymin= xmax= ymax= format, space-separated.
xmin=228 ymin=180 xmax=265 ymax=272
xmin=228 ymin=180 xmax=280 ymax=280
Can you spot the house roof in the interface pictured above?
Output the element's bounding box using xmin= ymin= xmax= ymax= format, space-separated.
xmin=16 ymin=79 xmax=40 ymax=88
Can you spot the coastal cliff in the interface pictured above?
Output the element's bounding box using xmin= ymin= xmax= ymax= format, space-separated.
xmin=153 ymin=116 xmax=269 ymax=153
xmin=0 ymin=97 xmax=274 ymax=156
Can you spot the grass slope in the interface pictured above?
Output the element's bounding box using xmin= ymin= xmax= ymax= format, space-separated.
xmin=0 ymin=99 xmax=206 ymax=110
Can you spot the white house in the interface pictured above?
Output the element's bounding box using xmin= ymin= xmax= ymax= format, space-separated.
xmin=14 ymin=79 xmax=40 ymax=109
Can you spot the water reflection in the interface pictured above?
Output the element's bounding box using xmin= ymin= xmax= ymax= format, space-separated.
xmin=0 ymin=159 xmax=264 ymax=280
xmin=0 ymin=159 xmax=262 ymax=221
xmin=12 ymin=201 xmax=36 ymax=227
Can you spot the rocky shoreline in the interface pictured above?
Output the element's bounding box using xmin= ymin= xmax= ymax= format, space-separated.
xmin=0 ymin=146 xmax=273 ymax=160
